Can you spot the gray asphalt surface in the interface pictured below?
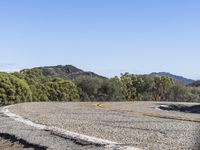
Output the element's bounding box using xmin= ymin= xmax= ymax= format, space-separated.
xmin=0 ymin=107 xmax=106 ymax=150
xmin=8 ymin=102 xmax=200 ymax=150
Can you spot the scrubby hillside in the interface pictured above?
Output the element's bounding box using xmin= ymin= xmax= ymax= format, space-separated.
xmin=1 ymin=65 xmax=200 ymax=106
xmin=149 ymin=72 xmax=194 ymax=84
xmin=188 ymin=80 xmax=200 ymax=87
xmin=34 ymin=65 xmax=107 ymax=80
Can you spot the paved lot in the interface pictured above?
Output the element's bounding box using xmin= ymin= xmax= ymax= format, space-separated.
xmin=8 ymin=102 xmax=200 ymax=150
xmin=0 ymin=107 xmax=107 ymax=150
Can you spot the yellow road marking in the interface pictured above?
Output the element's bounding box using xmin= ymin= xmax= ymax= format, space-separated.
xmin=95 ymin=103 xmax=200 ymax=123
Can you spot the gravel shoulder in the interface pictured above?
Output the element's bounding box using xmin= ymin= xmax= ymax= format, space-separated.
xmin=9 ymin=102 xmax=200 ymax=150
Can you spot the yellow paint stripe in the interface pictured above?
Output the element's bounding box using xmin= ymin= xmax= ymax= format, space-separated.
xmin=95 ymin=103 xmax=200 ymax=123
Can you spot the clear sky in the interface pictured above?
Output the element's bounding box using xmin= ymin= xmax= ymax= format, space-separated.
xmin=0 ymin=0 xmax=199 ymax=79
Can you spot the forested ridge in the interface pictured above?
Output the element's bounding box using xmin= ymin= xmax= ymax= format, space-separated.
xmin=0 ymin=66 xmax=200 ymax=106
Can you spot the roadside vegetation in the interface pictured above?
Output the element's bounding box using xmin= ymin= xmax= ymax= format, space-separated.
xmin=0 ymin=69 xmax=200 ymax=106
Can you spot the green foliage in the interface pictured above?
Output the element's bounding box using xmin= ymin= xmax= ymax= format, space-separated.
xmin=107 ymin=77 xmax=125 ymax=101
xmin=98 ymin=77 xmax=125 ymax=101
xmin=1 ymin=69 xmax=200 ymax=104
xmin=167 ymin=84 xmax=189 ymax=102
xmin=0 ymin=72 xmax=32 ymax=105
xmin=20 ymin=68 xmax=44 ymax=84
xmin=45 ymin=78 xmax=79 ymax=101
xmin=153 ymin=76 xmax=175 ymax=101
xmin=18 ymin=69 xmax=49 ymax=101
xmin=75 ymin=76 xmax=103 ymax=101
xmin=13 ymin=69 xmax=80 ymax=102
xmin=75 ymin=76 xmax=125 ymax=101
xmin=135 ymin=76 xmax=155 ymax=101
xmin=189 ymin=80 xmax=200 ymax=87
xmin=120 ymin=73 xmax=137 ymax=101
xmin=118 ymin=73 xmax=200 ymax=102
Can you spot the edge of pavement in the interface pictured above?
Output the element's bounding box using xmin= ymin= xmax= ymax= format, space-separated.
xmin=1 ymin=104 xmax=141 ymax=150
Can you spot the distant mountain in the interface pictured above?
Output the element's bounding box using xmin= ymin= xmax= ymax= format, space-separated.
xmin=188 ymin=80 xmax=200 ymax=87
xmin=35 ymin=65 xmax=107 ymax=80
xmin=149 ymin=72 xmax=194 ymax=84
xmin=22 ymin=65 xmax=195 ymax=85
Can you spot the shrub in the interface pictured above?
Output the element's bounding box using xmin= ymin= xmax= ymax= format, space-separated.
xmin=0 ymin=72 xmax=32 ymax=105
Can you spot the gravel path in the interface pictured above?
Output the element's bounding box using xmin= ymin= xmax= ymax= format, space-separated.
xmin=9 ymin=102 xmax=200 ymax=150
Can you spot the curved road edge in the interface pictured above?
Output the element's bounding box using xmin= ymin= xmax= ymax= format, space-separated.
xmin=1 ymin=105 xmax=140 ymax=150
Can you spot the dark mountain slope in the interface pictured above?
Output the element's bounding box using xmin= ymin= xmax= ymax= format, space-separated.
xmin=188 ymin=80 xmax=200 ymax=87
xmin=149 ymin=72 xmax=194 ymax=84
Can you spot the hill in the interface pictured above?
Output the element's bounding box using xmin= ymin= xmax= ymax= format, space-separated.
xmin=188 ymin=80 xmax=200 ymax=87
xmin=149 ymin=72 xmax=194 ymax=84
xmin=21 ymin=66 xmax=195 ymax=85
xmin=35 ymin=65 xmax=107 ymax=80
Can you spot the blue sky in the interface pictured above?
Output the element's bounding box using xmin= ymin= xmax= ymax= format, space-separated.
xmin=0 ymin=0 xmax=199 ymax=79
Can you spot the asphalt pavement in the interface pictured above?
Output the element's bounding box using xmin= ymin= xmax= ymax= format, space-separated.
xmin=1 ymin=101 xmax=200 ymax=150
xmin=0 ymin=107 xmax=107 ymax=150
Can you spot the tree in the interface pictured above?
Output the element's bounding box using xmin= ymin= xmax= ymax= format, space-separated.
xmin=13 ymin=69 xmax=80 ymax=102
xmin=18 ymin=69 xmax=49 ymax=101
xmin=75 ymin=76 xmax=103 ymax=101
xmin=45 ymin=78 xmax=79 ymax=101
xmin=136 ymin=76 xmax=155 ymax=101
xmin=153 ymin=76 xmax=175 ymax=101
xmin=4 ymin=69 xmax=200 ymax=103
xmin=120 ymin=73 xmax=137 ymax=100
xmin=98 ymin=77 xmax=125 ymax=101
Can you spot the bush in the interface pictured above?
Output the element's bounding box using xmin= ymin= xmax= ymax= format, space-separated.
xmin=1 ymin=70 xmax=199 ymax=104
xmin=0 ymin=72 xmax=32 ymax=105
xmin=45 ymin=78 xmax=79 ymax=101
xmin=13 ymin=69 xmax=80 ymax=102
xmin=99 ymin=77 xmax=125 ymax=101
xmin=75 ymin=76 xmax=103 ymax=101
